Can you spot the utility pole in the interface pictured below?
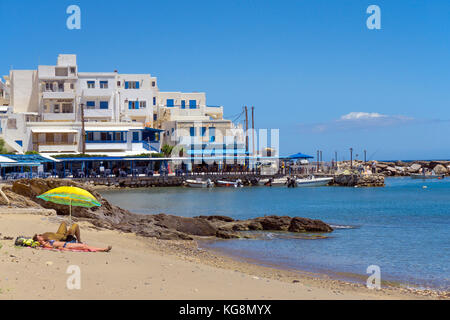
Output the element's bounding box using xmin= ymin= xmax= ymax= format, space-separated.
xmin=350 ymin=148 xmax=353 ymax=169
xmin=335 ymin=151 xmax=338 ymax=167
xmin=317 ymin=150 xmax=320 ymax=171
xmin=244 ymin=106 xmax=249 ymax=165
xmin=80 ymin=102 xmax=86 ymax=154
xmin=364 ymin=150 xmax=367 ymax=163
xmin=251 ymin=106 xmax=255 ymax=156
xmin=319 ymin=150 xmax=323 ymax=171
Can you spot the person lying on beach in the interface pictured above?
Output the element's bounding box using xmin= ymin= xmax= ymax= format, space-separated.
xmin=38 ymin=222 xmax=82 ymax=243
xmin=32 ymin=234 xmax=112 ymax=252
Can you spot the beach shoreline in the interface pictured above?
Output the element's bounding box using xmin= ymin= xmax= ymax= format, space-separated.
xmin=0 ymin=212 xmax=447 ymax=300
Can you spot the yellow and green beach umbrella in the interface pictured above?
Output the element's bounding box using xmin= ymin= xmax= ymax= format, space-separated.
xmin=37 ymin=186 xmax=101 ymax=222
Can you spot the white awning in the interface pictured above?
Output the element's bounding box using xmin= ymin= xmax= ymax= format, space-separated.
xmin=0 ymin=106 xmax=9 ymax=112
xmin=31 ymin=128 xmax=78 ymax=133
xmin=85 ymin=127 xmax=142 ymax=132
xmin=0 ymin=155 xmax=17 ymax=163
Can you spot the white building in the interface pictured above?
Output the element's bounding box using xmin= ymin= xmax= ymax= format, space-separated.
xmin=0 ymin=54 xmax=244 ymax=158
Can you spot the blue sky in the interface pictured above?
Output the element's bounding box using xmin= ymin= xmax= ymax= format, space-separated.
xmin=1 ymin=0 xmax=449 ymax=160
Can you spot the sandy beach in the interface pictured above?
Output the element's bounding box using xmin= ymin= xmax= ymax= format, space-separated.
xmin=0 ymin=211 xmax=445 ymax=300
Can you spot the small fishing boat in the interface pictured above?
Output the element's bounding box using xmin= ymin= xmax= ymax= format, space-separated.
xmin=411 ymin=174 xmax=445 ymax=179
xmin=185 ymin=178 xmax=214 ymax=188
xmin=295 ymin=176 xmax=333 ymax=187
xmin=215 ymin=179 xmax=243 ymax=188
xmin=258 ymin=177 xmax=288 ymax=186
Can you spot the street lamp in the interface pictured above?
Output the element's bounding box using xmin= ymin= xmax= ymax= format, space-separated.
xmin=80 ymin=102 xmax=85 ymax=154
xmin=350 ymin=148 xmax=353 ymax=169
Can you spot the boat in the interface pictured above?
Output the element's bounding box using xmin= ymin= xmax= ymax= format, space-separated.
xmin=215 ymin=179 xmax=243 ymax=188
xmin=185 ymin=178 xmax=214 ymax=188
xmin=258 ymin=177 xmax=288 ymax=186
xmin=295 ymin=176 xmax=333 ymax=187
xmin=411 ymin=173 xmax=445 ymax=179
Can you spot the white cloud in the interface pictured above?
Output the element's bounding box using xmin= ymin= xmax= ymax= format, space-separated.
xmin=340 ymin=112 xmax=387 ymax=120
xmin=298 ymin=112 xmax=416 ymax=133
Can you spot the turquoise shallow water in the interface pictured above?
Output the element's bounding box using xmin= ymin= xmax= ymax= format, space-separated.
xmin=101 ymin=177 xmax=450 ymax=290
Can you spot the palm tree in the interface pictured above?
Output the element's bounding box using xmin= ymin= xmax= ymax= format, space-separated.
xmin=161 ymin=144 xmax=174 ymax=157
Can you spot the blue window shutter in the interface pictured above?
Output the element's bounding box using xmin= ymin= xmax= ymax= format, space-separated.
xmin=190 ymin=127 xmax=195 ymax=137
xmin=153 ymin=97 xmax=156 ymax=105
xmin=100 ymin=101 xmax=108 ymax=109
xmin=125 ymin=81 xmax=129 ymax=89
xmin=189 ymin=100 xmax=196 ymax=108
xmin=167 ymin=99 xmax=174 ymax=107
xmin=201 ymin=127 xmax=206 ymax=136
xmin=136 ymin=81 xmax=139 ymax=89
xmin=87 ymin=101 xmax=95 ymax=107
xmin=129 ymin=101 xmax=132 ymax=109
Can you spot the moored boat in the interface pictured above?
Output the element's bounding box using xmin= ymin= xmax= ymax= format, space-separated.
xmin=215 ymin=179 xmax=243 ymax=188
xmin=295 ymin=176 xmax=333 ymax=187
xmin=185 ymin=178 xmax=214 ymax=188
xmin=258 ymin=177 xmax=288 ymax=186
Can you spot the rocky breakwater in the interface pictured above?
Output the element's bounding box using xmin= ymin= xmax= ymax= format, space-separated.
xmin=2 ymin=179 xmax=333 ymax=240
xmin=339 ymin=160 xmax=450 ymax=177
xmin=332 ymin=174 xmax=385 ymax=187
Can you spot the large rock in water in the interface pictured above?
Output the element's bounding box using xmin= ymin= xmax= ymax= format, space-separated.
xmin=153 ymin=214 xmax=217 ymax=236
xmin=433 ymin=164 xmax=448 ymax=175
xmin=7 ymin=179 xmax=334 ymax=240
xmin=288 ymin=217 xmax=333 ymax=233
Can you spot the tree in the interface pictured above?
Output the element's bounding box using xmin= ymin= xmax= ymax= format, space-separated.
xmin=0 ymin=138 xmax=9 ymax=154
xmin=161 ymin=144 xmax=174 ymax=157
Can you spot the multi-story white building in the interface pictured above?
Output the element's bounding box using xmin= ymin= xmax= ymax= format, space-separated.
xmin=0 ymin=54 xmax=244 ymax=158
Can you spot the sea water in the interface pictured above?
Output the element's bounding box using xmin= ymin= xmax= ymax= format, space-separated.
xmin=101 ymin=177 xmax=450 ymax=290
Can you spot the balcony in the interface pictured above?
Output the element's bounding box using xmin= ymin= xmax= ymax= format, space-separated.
xmin=42 ymin=113 xmax=76 ymax=121
xmin=84 ymin=108 xmax=113 ymax=118
xmin=123 ymin=108 xmax=148 ymax=117
xmin=42 ymin=91 xmax=75 ymax=100
xmin=85 ymin=141 xmax=128 ymax=151
xmin=35 ymin=143 xmax=78 ymax=153
xmin=82 ymin=88 xmax=113 ymax=98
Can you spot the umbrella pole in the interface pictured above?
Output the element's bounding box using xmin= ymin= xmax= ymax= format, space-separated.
xmin=69 ymin=199 xmax=72 ymax=224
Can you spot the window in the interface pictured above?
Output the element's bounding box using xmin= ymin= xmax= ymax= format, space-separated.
xmin=189 ymin=100 xmax=197 ymax=109
xmin=87 ymin=81 xmax=95 ymax=89
xmin=100 ymin=101 xmax=109 ymax=109
xmin=181 ymin=100 xmax=186 ymax=109
xmin=114 ymin=132 xmax=122 ymax=141
xmin=125 ymin=81 xmax=139 ymax=89
xmin=153 ymin=114 xmax=157 ymax=121
xmin=117 ymin=81 xmax=121 ymax=87
xmin=166 ymin=99 xmax=174 ymax=107
xmin=153 ymin=97 xmax=156 ymax=105
xmin=139 ymin=101 xmax=146 ymax=109
xmin=58 ymin=83 xmax=64 ymax=92
xmin=152 ymin=81 xmax=156 ymax=87
xmin=62 ymin=104 xmax=72 ymax=113
xmin=86 ymin=101 xmax=95 ymax=109
xmin=70 ymin=67 xmax=76 ymax=74
xmin=54 ymin=105 xmax=60 ymax=113
xmin=209 ymin=127 xmax=216 ymax=142
xmin=70 ymin=83 xmax=74 ymax=89
xmin=45 ymin=83 xmax=53 ymax=91
xmin=86 ymin=132 xmax=94 ymax=141
xmin=201 ymin=127 xmax=206 ymax=137
xmin=128 ymin=101 xmax=139 ymax=109
xmin=132 ymin=132 xmax=140 ymax=142
xmin=190 ymin=127 xmax=196 ymax=137
xmin=100 ymin=81 xmax=108 ymax=89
